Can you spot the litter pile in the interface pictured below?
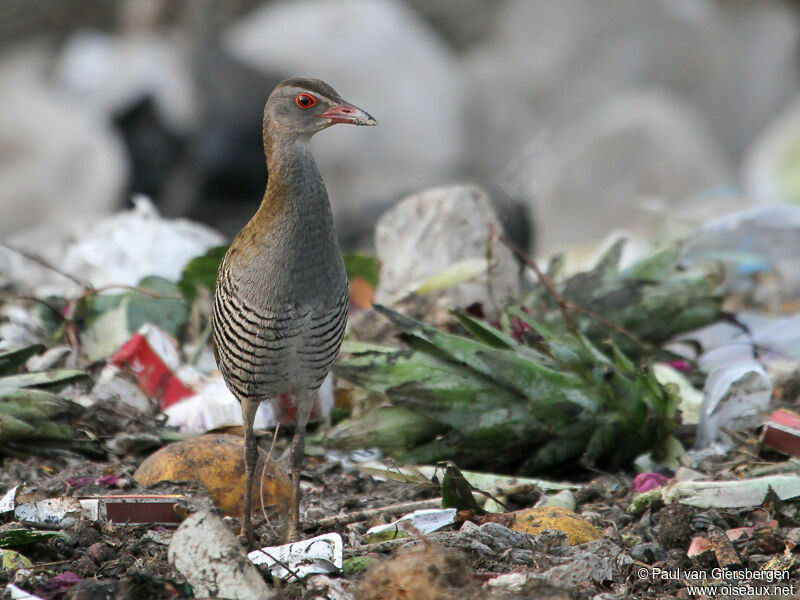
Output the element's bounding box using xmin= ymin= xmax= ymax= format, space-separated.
xmin=1 ymin=199 xmax=800 ymax=599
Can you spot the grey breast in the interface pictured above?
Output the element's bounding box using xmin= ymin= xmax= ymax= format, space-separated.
xmin=212 ymin=258 xmax=348 ymax=402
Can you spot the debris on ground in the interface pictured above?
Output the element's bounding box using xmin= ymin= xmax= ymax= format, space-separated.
xmin=249 ymin=532 xmax=343 ymax=582
xmin=133 ymin=433 xmax=292 ymax=520
xmin=764 ymin=409 xmax=800 ymax=457
xmin=354 ymin=541 xmax=478 ymax=600
xmin=168 ymin=510 xmax=275 ymax=600
xmin=2 ymin=205 xmax=800 ymax=599
xmin=363 ymin=508 xmax=457 ymax=543
xmin=696 ymin=361 xmax=772 ymax=448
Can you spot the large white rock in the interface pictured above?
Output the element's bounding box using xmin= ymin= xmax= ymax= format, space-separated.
xmin=374 ymin=184 xmax=519 ymax=309
xmin=463 ymin=0 xmax=797 ymax=187
xmin=223 ymin=0 xmax=465 ymax=220
xmin=463 ymin=0 xmax=717 ymax=179
xmin=53 ymin=30 xmax=198 ymax=131
xmin=515 ymin=91 xmax=733 ymax=253
xmin=0 ymin=45 xmax=127 ymax=236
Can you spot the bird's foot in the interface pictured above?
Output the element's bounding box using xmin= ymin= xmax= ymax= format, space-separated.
xmin=283 ymin=523 xmax=302 ymax=544
xmin=239 ymin=521 xmax=257 ymax=550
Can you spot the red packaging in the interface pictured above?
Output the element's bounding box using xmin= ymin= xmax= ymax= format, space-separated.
xmin=110 ymin=324 xmax=195 ymax=409
xmin=762 ymin=409 xmax=800 ymax=457
xmin=79 ymin=495 xmax=184 ymax=525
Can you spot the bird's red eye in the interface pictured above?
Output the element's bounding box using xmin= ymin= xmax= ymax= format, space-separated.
xmin=295 ymin=93 xmax=317 ymax=109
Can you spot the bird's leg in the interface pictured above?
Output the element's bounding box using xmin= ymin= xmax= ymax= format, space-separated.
xmin=241 ymin=399 xmax=260 ymax=549
xmin=286 ymin=419 xmax=306 ymax=542
xmin=286 ymin=390 xmax=314 ymax=542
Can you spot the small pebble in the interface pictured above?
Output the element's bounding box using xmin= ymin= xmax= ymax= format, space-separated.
xmin=73 ymin=523 xmax=103 ymax=547
xmin=630 ymin=542 xmax=667 ymax=564
xmin=657 ymin=503 xmax=694 ymax=549
xmin=306 ymin=507 xmax=326 ymax=520
xmin=71 ymin=555 xmax=98 ymax=577
xmin=87 ymin=542 xmax=116 ymax=564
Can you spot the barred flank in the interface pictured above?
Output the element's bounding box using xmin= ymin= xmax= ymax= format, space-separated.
xmin=212 ymin=265 xmax=347 ymax=402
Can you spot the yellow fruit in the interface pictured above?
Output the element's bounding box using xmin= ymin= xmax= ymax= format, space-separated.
xmin=510 ymin=506 xmax=600 ymax=545
xmin=134 ymin=433 xmax=292 ymax=518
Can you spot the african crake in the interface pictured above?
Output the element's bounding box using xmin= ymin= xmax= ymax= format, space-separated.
xmin=212 ymin=77 xmax=376 ymax=545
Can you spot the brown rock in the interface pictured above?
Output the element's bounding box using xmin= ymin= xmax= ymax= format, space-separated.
xmin=657 ymin=503 xmax=694 ymax=549
xmin=87 ymin=542 xmax=116 ymax=565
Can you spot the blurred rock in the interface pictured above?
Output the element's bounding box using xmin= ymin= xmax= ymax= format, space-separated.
xmin=119 ymin=0 xmax=261 ymax=33
xmin=176 ymin=47 xmax=278 ymax=234
xmin=0 ymin=197 xmax=224 ymax=296
xmin=402 ymin=0 xmax=509 ymax=50
xmin=629 ymin=542 xmax=667 ymax=564
xmin=224 ymin=0 xmax=465 ymax=229
xmin=168 ymin=510 xmax=275 ymax=600
xmin=524 ymin=91 xmax=733 ymax=253
xmin=467 ymin=0 xmax=798 ymax=165
xmin=464 ymin=0 xmax=798 ymax=248
xmin=53 ymin=31 xmax=197 ymax=210
xmin=0 ymin=0 xmax=116 ymax=46
xmin=463 ymin=0 xmax=718 ymax=181
xmin=374 ymin=184 xmax=519 ymax=310
xmin=334 ymin=179 xmax=534 ymax=253
xmin=112 ymin=96 xmax=186 ymax=207
xmin=744 ymin=99 xmax=800 ymax=206
xmin=51 ymin=10 xmax=276 ymax=234
xmin=54 ymin=31 xmax=198 ymax=131
xmin=123 ymin=0 xmax=282 ymax=235
xmin=0 ymin=0 xmax=261 ymax=46
xmin=0 ymin=45 xmax=127 ymax=236
xmin=687 ymin=0 xmax=799 ymax=158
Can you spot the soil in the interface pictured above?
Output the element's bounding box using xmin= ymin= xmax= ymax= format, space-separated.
xmin=3 ymin=414 xmax=800 ymax=600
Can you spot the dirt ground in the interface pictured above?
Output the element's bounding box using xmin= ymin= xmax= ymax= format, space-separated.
xmin=2 ymin=406 xmax=800 ymax=600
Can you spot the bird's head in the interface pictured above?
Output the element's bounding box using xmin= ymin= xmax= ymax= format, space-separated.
xmin=264 ymin=77 xmax=377 ymax=140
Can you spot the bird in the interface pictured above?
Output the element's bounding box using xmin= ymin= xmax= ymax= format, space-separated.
xmin=212 ymin=77 xmax=376 ymax=546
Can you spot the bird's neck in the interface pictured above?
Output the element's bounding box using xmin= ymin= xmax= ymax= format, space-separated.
xmin=253 ymin=133 xmax=327 ymax=228
xmin=264 ymin=132 xmax=314 ymax=185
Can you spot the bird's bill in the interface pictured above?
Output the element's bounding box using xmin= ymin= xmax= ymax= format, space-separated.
xmin=317 ymin=102 xmax=377 ymax=126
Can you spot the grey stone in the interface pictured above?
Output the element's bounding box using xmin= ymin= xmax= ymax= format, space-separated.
xmin=516 ymin=91 xmax=732 ymax=253
xmin=402 ymin=0 xmax=510 ymax=50
xmin=464 ymin=0 xmax=798 ymax=177
xmin=686 ymin=0 xmax=800 ymax=158
xmin=629 ymin=542 xmax=667 ymax=564
xmin=168 ymin=510 xmax=275 ymax=600
xmin=374 ymin=184 xmax=519 ymax=310
xmin=462 ymin=0 xmax=797 ymax=255
xmin=462 ymin=0 xmax=718 ymax=178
